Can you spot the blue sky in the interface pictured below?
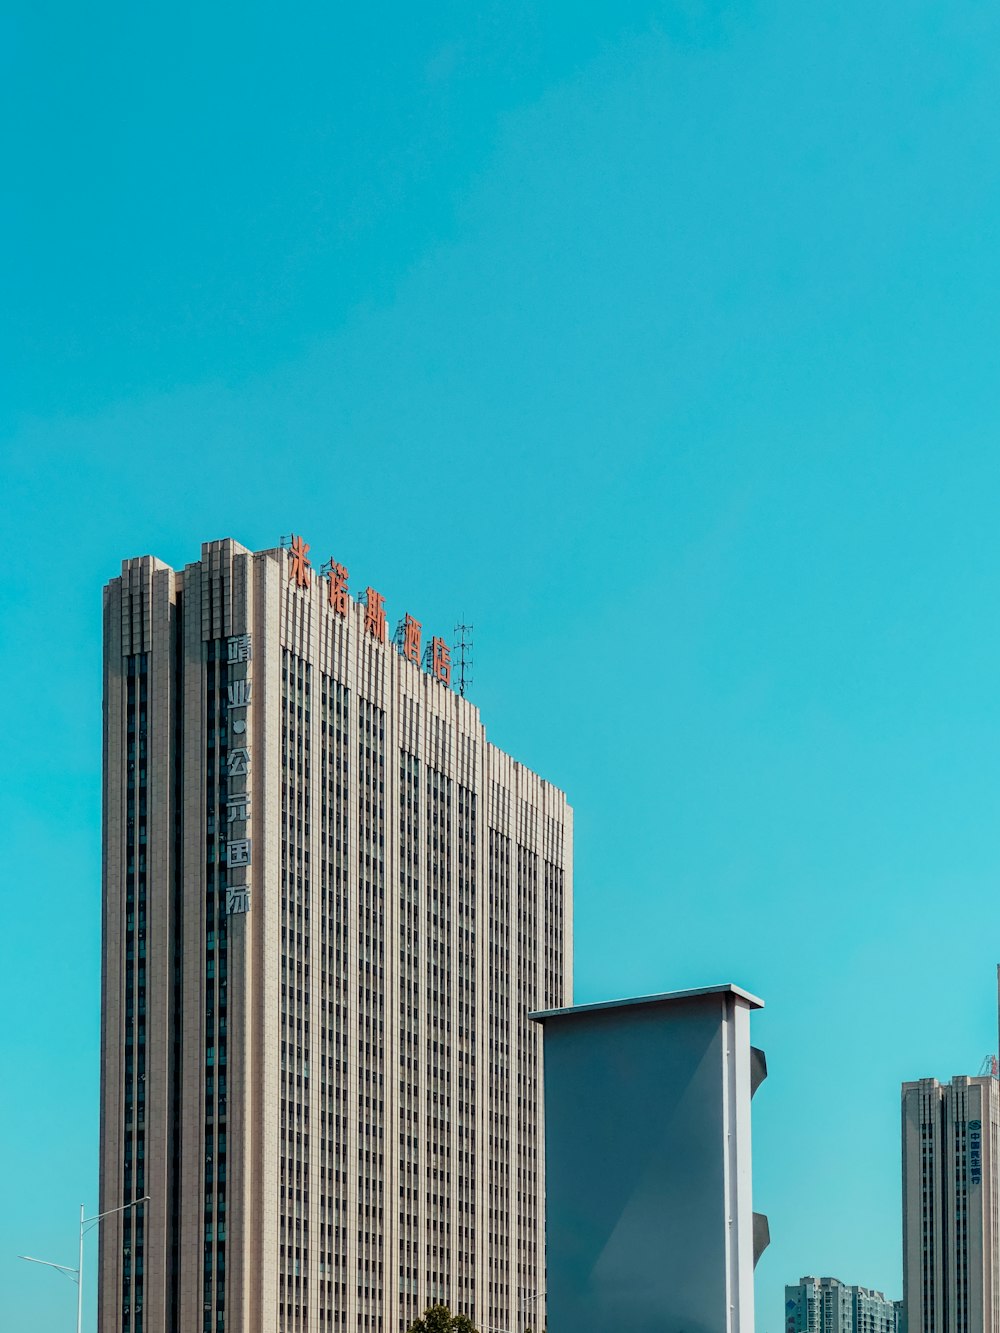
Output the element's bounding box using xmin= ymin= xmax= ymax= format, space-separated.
xmin=5 ymin=1 xmax=1000 ymax=1327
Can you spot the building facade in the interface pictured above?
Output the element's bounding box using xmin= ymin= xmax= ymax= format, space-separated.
xmin=784 ymin=1276 xmax=899 ymax=1333
xmin=534 ymin=985 xmax=768 ymax=1333
xmin=98 ymin=537 xmax=573 ymax=1333
xmin=901 ymin=1075 xmax=1000 ymax=1333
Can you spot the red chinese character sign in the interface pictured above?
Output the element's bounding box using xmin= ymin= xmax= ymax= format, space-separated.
xmin=402 ymin=614 xmax=422 ymax=664
xmin=288 ymin=534 xmax=311 ymax=589
xmin=364 ymin=588 xmax=386 ymax=643
xmin=430 ymin=636 xmax=451 ymax=686
xmin=290 ymin=535 xmax=461 ymax=693
xmin=324 ymin=560 xmax=350 ymax=617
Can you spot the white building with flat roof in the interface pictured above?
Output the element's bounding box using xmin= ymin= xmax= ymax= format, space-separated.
xmin=532 ymin=983 xmax=768 ymax=1333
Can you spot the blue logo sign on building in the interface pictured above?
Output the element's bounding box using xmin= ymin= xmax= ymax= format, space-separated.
xmin=969 ymin=1119 xmax=982 ymax=1185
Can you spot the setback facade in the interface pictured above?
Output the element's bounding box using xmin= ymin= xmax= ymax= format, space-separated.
xmin=98 ymin=538 xmax=573 ymax=1333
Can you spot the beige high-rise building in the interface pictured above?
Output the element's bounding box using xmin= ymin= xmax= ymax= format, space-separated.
xmin=98 ymin=537 xmax=572 ymax=1333
xmin=901 ymin=1074 xmax=1000 ymax=1333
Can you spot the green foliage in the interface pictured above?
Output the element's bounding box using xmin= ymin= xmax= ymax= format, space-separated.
xmin=406 ymin=1305 xmax=479 ymax=1333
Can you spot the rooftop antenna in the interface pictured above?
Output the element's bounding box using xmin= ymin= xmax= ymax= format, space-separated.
xmin=975 ymin=967 xmax=1000 ymax=1078
xmin=454 ymin=617 xmax=474 ymax=698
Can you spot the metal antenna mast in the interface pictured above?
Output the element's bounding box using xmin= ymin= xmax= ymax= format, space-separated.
xmin=980 ymin=967 xmax=1000 ymax=1078
xmin=453 ymin=618 xmax=474 ymax=698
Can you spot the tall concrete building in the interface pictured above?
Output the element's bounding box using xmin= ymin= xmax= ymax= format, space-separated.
xmin=784 ymin=1276 xmax=899 ymax=1333
xmin=901 ymin=1075 xmax=1000 ymax=1333
xmin=99 ymin=537 xmax=572 ymax=1333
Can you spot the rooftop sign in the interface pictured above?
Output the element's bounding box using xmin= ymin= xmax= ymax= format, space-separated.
xmin=285 ymin=534 xmax=452 ymax=689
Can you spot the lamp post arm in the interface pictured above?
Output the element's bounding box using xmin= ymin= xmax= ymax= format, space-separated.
xmin=17 ymin=1255 xmax=79 ymax=1283
xmin=82 ymin=1195 xmax=150 ymax=1229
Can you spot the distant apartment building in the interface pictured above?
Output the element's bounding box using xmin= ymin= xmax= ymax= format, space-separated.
xmin=784 ymin=1275 xmax=899 ymax=1333
xmin=901 ymin=1075 xmax=1000 ymax=1333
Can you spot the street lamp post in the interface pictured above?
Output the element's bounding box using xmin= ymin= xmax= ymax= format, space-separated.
xmin=518 ymin=1290 xmax=542 ymax=1333
xmin=19 ymin=1195 xmax=149 ymax=1333
xmin=486 ymin=1297 xmax=545 ymax=1333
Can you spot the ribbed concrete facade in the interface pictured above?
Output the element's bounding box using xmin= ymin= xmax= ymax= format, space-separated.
xmin=98 ymin=538 xmax=573 ymax=1333
xmin=902 ymin=1075 xmax=1000 ymax=1333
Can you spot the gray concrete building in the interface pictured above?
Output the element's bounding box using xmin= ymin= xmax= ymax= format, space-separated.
xmin=532 ymin=984 xmax=768 ymax=1333
xmin=784 ymin=1276 xmax=899 ymax=1333
xmin=98 ymin=537 xmax=572 ymax=1333
xmin=901 ymin=1075 xmax=1000 ymax=1333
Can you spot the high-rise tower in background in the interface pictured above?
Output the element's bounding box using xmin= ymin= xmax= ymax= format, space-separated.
xmin=784 ymin=1275 xmax=900 ymax=1333
xmin=99 ymin=537 xmax=573 ymax=1333
xmin=901 ymin=1075 xmax=1000 ymax=1333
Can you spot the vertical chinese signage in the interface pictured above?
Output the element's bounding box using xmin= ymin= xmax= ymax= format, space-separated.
xmin=969 ymin=1119 xmax=982 ymax=1185
xmin=225 ymin=632 xmax=253 ymax=915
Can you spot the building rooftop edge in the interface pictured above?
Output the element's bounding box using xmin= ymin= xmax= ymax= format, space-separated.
xmin=530 ymin=982 xmax=764 ymax=1023
xmin=792 ymin=1275 xmax=894 ymax=1292
xmin=902 ymin=1073 xmax=997 ymax=1089
xmin=108 ymin=540 xmax=573 ymax=801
